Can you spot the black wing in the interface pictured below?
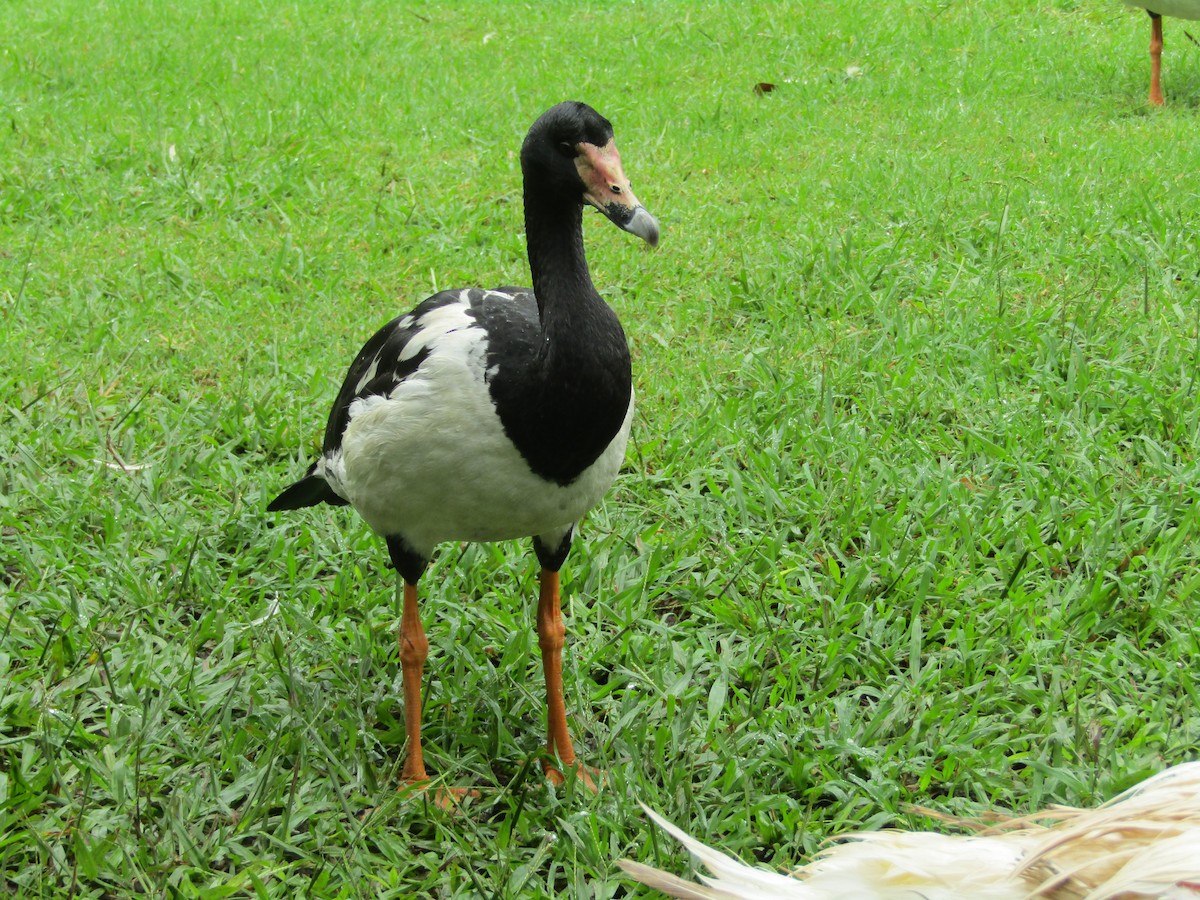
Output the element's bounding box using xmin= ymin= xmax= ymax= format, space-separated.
xmin=266 ymin=468 xmax=347 ymax=510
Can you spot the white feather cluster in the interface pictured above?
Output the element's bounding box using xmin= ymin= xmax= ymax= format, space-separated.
xmin=620 ymin=762 xmax=1200 ymax=899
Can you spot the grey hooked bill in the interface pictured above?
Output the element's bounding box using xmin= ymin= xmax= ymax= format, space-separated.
xmin=624 ymin=206 xmax=660 ymax=247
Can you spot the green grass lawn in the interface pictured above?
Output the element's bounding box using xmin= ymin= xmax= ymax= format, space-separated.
xmin=3 ymin=0 xmax=1200 ymax=896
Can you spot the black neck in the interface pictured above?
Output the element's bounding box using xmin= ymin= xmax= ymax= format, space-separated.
xmin=524 ymin=194 xmax=599 ymax=323
xmin=482 ymin=188 xmax=631 ymax=486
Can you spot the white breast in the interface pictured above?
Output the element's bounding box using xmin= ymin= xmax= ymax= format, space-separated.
xmin=1125 ymin=0 xmax=1200 ymax=19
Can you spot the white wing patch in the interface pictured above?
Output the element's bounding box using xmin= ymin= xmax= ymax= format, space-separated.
xmin=396 ymin=301 xmax=482 ymax=366
xmin=353 ymin=356 xmax=382 ymax=394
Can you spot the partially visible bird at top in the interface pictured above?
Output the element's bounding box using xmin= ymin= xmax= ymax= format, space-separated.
xmin=620 ymin=761 xmax=1200 ymax=899
xmin=267 ymin=101 xmax=659 ymax=800
xmin=1125 ymin=1 xmax=1200 ymax=104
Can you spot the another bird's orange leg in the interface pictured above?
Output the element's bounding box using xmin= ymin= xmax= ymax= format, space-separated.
xmin=397 ymin=580 xmax=430 ymax=785
xmin=536 ymin=568 xmax=598 ymax=791
xmin=1149 ymin=12 xmax=1166 ymax=106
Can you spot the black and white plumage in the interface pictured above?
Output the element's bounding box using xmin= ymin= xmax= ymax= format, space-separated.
xmin=274 ymin=285 xmax=633 ymax=552
xmin=268 ymin=101 xmax=658 ymax=794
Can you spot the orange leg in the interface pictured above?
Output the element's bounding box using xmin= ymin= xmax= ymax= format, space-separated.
xmin=536 ymin=569 xmax=597 ymax=791
xmin=395 ymin=577 xmax=473 ymax=808
xmin=1149 ymin=13 xmax=1165 ymax=106
xmin=397 ymin=579 xmax=430 ymax=785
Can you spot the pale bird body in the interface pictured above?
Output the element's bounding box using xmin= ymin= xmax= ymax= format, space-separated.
xmin=1127 ymin=0 xmax=1200 ymax=19
xmin=620 ymin=761 xmax=1200 ymax=899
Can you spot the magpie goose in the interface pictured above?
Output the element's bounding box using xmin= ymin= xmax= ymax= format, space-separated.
xmin=267 ymin=101 xmax=658 ymax=796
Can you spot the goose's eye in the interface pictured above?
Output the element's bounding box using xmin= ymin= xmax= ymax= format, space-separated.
xmin=557 ymin=141 xmax=574 ymax=157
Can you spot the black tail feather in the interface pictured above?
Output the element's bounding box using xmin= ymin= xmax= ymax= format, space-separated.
xmin=267 ymin=473 xmax=349 ymax=511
